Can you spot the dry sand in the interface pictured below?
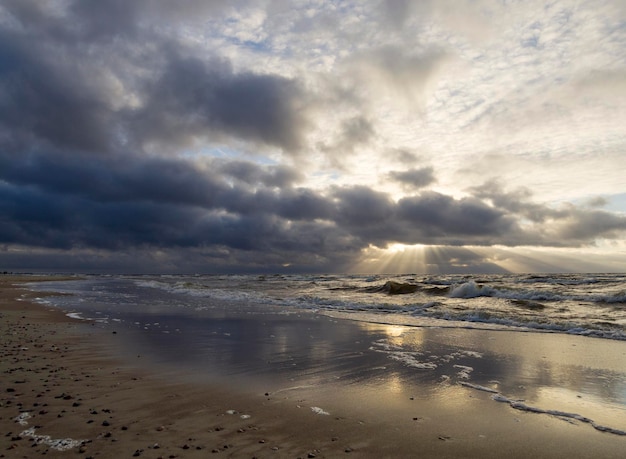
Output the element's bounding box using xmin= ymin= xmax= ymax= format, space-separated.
xmin=2 ymin=275 xmax=626 ymax=458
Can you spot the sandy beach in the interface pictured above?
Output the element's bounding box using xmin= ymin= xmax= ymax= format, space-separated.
xmin=2 ymin=276 xmax=626 ymax=458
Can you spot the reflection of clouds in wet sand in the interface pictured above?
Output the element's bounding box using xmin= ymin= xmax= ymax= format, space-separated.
xmin=367 ymin=324 xmax=626 ymax=436
xmin=370 ymin=337 xmax=483 ymax=380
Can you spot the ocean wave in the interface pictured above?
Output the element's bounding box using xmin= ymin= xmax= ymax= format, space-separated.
xmin=131 ymin=275 xmax=626 ymax=341
xmin=135 ymin=279 xmax=260 ymax=302
xmin=447 ymin=280 xmax=625 ymax=304
xmin=596 ymin=292 xmax=626 ymax=304
xmin=419 ymin=312 xmax=626 ymax=341
xmin=448 ymin=281 xmax=497 ymax=298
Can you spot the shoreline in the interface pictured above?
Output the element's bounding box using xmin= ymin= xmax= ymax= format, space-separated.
xmin=2 ymin=276 xmax=383 ymax=458
xmin=2 ymin=275 xmax=626 ymax=458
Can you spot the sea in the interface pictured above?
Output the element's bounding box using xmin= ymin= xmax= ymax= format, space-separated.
xmin=27 ymin=272 xmax=626 ymax=341
xmin=24 ymin=272 xmax=626 ymax=437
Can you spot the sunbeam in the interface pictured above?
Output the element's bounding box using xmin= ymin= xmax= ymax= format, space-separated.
xmin=349 ymin=243 xmax=625 ymax=274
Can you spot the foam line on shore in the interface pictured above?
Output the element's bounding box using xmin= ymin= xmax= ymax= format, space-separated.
xmin=460 ymin=383 xmax=626 ymax=436
xmin=15 ymin=412 xmax=86 ymax=451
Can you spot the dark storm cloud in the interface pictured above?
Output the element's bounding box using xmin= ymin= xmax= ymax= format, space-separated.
xmin=469 ymin=180 xmax=626 ymax=245
xmin=0 ymin=150 xmax=222 ymax=206
xmin=0 ymin=179 xmax=358 ymax=273
xmin=133 ymin=54 xmax=306 ymax=152
xmin=388 ymin=166 xmax=436 ymax=189
xmin=328 ymin=186 xmax=518 ymax=247
xmin=556 ymin=208 xmax=626 ymax=241
xmin=470 ymin=180 xmax=562 ymax=222
xmin=2 ymin=162 xmax=626 ymax=271
xmin=0 ymin=145 xmax=333 ymax=224
xmin=0 ymin=30 xmax=116 ymax=153
xmin=0 ymin=0 xmax=307 ymax=155
xmin=215 ymin=160 xmax=302 ymax=188
xmin=333 ymin=186 xmax=395 ymax=227
xmin=396 ymin=192 xmax=514 ymax=238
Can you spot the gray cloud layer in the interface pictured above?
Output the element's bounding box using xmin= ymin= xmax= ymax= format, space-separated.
xmin=1 ymin=0 xmax=624 ymax=273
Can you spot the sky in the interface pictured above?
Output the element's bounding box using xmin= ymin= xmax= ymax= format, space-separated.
xmin=1 ymin=0 xmax=625 ymax=274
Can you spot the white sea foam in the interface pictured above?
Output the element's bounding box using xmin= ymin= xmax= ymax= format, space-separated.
xmin=449 ymin=281 xmax=496 ymax=298
xmin=371 ymin=339 xmax=484 ymax=374
xmin=388 ymin=352 xmax=438 ymax=369
xmin=453 ymin=365 xmax=473 ymax=379
xmin=459 ymin=385 xmax=626 ymax=436
xmin=311 ymin=407 xmax=330 ymax=415
xmin=459 ymin=382 xmax=499 ymax=394
xmin=491 ymin=394 xmax=626 ymax=435
xmin=20 ymin=427 xmax=86 ymax=451
xmin=15 ymin=412 xmax=31 ymax=426
xmin=65 ymin=312 xmax=109 ymax=323
xmin=16 ymin=412 xmax=85 ymax=450
xmin=66 ymin=312 xmax=84 ymax=320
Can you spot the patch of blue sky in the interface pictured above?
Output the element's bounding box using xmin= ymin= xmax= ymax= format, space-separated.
xmin=179 ymin=146 xmax=278 ymax=166
xmin=567 ymin=193 xmax=626 ymax=214
xmin=241 ymin=39 xmax=269 ymax=52
xmin=178 ymin=146 xmax=242 ymax=159
xmin=520 ymin=34 xmax=541 ymax=49
xmin=312 ymin=170 xmax=341 ymax=181
xmin=222 ymin=34 xmax=272 ymax=53
xmin=606 ymin=193 xmax=626 ymax=214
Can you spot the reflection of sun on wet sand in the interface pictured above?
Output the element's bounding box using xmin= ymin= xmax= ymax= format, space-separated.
xmin=3 ymin=276 xmax=626 ymax=458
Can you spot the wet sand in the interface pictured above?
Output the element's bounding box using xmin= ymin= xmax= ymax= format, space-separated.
xmin=2 ymin=276 xmax=626 ymax=458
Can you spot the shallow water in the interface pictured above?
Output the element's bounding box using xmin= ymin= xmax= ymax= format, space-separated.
xmin=132 ymin=273 xmax=626 ymax=339
xmin=26 ymin=274 xmax=626 ymax=438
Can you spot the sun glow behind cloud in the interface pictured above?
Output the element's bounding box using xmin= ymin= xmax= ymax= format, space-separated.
xmin=351 ymin=244 xmax=626 ymax=275
xmin=351 ymin=244 xmax=430 ymax=274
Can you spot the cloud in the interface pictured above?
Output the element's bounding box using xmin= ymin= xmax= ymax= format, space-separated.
xmin=132 ymin=53 xmax=308 ymax=153
xmin=1 ymin=161 xmax=625 ymax=271
xmin=0 ymin=0 xmax=309 ymax=157
xmin=0 ymin=0 xmax=625 ymax=273
xmin=346 ymin=45 xmax=452 ymax=109
xmin=469 ymin=180 xmax=626 ymax=246
xmin=388 ymin=167 xmax=436 ymax=190
xmin=550 ymin=207 xmax=626 ymax=242
xmin=0 ymin=30 xmax=119 ymax=153
xmin=215 ymin=160 xmax=302 ymax=188
xmin=395 ymin=192 xmax=515 ymax=243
